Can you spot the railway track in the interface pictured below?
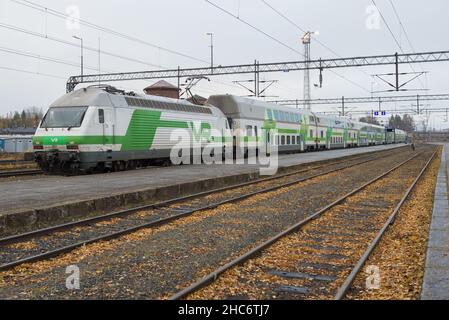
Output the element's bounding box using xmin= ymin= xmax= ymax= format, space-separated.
xmin=0 ymin=147 xmax=409 ymax=272
xmin=169 ymin=147 xmax=437 ymax=300
xmin=0 ymin=159 xmax=33 ymax=165
xmin=0 ymin=169 xmax=42 ymax=178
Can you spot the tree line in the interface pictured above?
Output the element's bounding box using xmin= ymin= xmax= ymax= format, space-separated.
xmin=358 ymin=114 xmax=415 ymax=132
xmin=0 ymin=107 xmax=43 ymax=129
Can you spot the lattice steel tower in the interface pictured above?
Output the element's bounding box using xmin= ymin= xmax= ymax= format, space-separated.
xmin=301 ymin=31 xmax=318 ymax=110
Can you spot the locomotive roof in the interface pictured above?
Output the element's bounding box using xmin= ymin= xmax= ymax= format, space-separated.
xmin=207 ymin=94 xmax=314 ymax=118
xmin=208 ymin=94 xmax=390 ymax=130
xmin=50 ymin=87 xmax=220 ymax=116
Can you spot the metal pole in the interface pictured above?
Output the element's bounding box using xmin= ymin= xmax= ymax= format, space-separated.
xmin=342 ymin=96 xmax=345 ymax=117
xmin=207 ymin=33 xmax=214 ymax=74
xmin=417 ymin=94 xmax=420 ymax=115
xmin=395 ymin=52 xmax=399 ymax=91
xmin=98 ymin=37 xmax=100 ymax=86
xmin=177 ymin=66 xmax=181 ymax=92
xmin=211 ymin=34 xmax=214 ymax=74
xmin=81 ymin=38 xmax=84 ymax=78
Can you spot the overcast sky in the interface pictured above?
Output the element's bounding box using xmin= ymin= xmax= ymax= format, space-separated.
xmin=0 ymin=0 xmax=448 ymax=129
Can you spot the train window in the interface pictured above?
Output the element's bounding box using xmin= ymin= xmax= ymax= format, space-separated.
xmin=281 ymin=136 xmax=285 ymax=145
xmin=297 ymin=136 xmax=301 ymax=144
xmin=310 ymin=130 xmax=314 ymax=138
xmin=276 ymin=135 xmax=279 ymax=145
xmin=320 ymin=131 xmax=324 ymax=138
xmin=246 ymin=125 xmax=253 ymax=137
xmin=292 ymin=136 xmax=296 ymax=145
xmin=267 ymin=109 xmax=273 ymax=120
xmin=98 ymin=109 xmax=105 ymax=124
xmin=310 ymin=116 xmax=315 ymax=123
xmin=289 ymin=113 xmax=294 ymax=122
xmin=227 ymin=118 xmax=233 ymax=129
xmin=294 ymin=114 xmax=299 ymax=123
xmin=287 ymin=136 xmax=291 ymax=145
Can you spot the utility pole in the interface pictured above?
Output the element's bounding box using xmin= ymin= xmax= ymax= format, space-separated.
xmin=206 ymin=33 xmax=214 ymax=74
xmin=73 ymin=36 xmax=83 ymax=77
xmin=98 ymin=37 xmax=101 ymax=86
xmin=301 ymin=31 xmax=319 ymax=110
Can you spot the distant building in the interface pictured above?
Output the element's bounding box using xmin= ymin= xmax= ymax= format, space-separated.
xmin=0 ymin=127 xmax=36 ymax=135
xmin=144 ymin=80 xmax=181 ymax=99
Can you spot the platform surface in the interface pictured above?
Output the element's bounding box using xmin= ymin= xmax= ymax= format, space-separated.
xmin=421 ymin=143 xmax=449 ymax=300
xmin=0 ymin=144 xmax=404 ymax=215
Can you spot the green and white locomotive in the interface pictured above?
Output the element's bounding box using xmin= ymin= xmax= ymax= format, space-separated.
xmin=33 ymin=86 xmax=407 ymax=174
xmin=33 ymin=86 xmax=230 ymax=173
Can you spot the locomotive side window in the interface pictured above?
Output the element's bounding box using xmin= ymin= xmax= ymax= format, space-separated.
xmin=98 ymin=109 xmax=105 ymax=124
xmin=246 ymin=125 xmax=253 ymax=136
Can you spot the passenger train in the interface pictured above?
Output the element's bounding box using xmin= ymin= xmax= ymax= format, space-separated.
xmin=32 ymin=85 xmax=407 ymax=174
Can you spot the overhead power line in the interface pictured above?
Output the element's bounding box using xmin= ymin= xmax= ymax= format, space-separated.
xmin=260 ymin=0 xmax=373 ymax=81
xmin=0 ymin=45 xmax=114 ymax=72
xmin=388 ymin=0 xmax=416 ymax=53
xmin=205 ymin=0 xmax=371 ymax=93
xmin=0 ymin=22 xmax=165 ymax=69
xmin=371 ymin=0 xmax=425 ymax=89
xmin=10 ymin=0 xmax=209 ymax=65
xmin=204 ymin=0 xmax=304 ymax=56
xmin=0 ymin=65 xmax=67 ymax=80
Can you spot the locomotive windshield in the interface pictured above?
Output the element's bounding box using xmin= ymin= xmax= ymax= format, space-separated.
xmin=41 ymin=106 xmax=88 ymax=129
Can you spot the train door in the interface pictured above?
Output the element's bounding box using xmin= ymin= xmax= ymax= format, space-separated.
xmin=98 ymin=107 xmax=115 ymax=152
xmin=265 ymin=129 xmax=272 ymax=156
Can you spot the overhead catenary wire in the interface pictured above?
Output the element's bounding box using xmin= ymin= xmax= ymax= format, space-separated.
xmin=205 ymin=0 xmax=370 ymax=93
xmin=10 ymin=0 xmax=209 ymax=65
xmin=0 ymin=65 xmax=67 ymax=80
xmin=260 ymin=0 xmax=373 ymax=79
xmin=388 ymin=0 xmax=426 ymax=82
xmin=0 ymin=45 xmax=114 ymax=72
xmin=0 ymin=22 xmax=166 ymax=69
xmin=371 ymin=0 xmax=425 ymax=89
xmin=205 ymin=0 xmax=304 ymax=57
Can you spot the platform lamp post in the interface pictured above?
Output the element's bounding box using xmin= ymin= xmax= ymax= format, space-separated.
xmin=73 ymin=35 xmax=84 ymax=78
xmin=206 ymin=32 xmax=214 ymax=74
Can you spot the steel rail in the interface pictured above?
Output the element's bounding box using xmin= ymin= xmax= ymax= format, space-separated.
xmin=0 ymin=169 xmax=42 ymax=178
xmin=0 ymin=147 xmax=401 ymax=245
xmin=0 ymin=159 xmax=32 ymax=164
xmin=0 ymin=148 xmax=405 ymax=271
xmin=333 ymin=148 xmax=438 ymax=300
xmin=168 ymin=151 xmax=427 ymax=300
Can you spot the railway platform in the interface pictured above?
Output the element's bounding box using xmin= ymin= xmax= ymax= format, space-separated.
xmin=421 ymin=143 xmax=449 ymax=300
xmin=0 ymin=144 xmax=405 ymax=235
